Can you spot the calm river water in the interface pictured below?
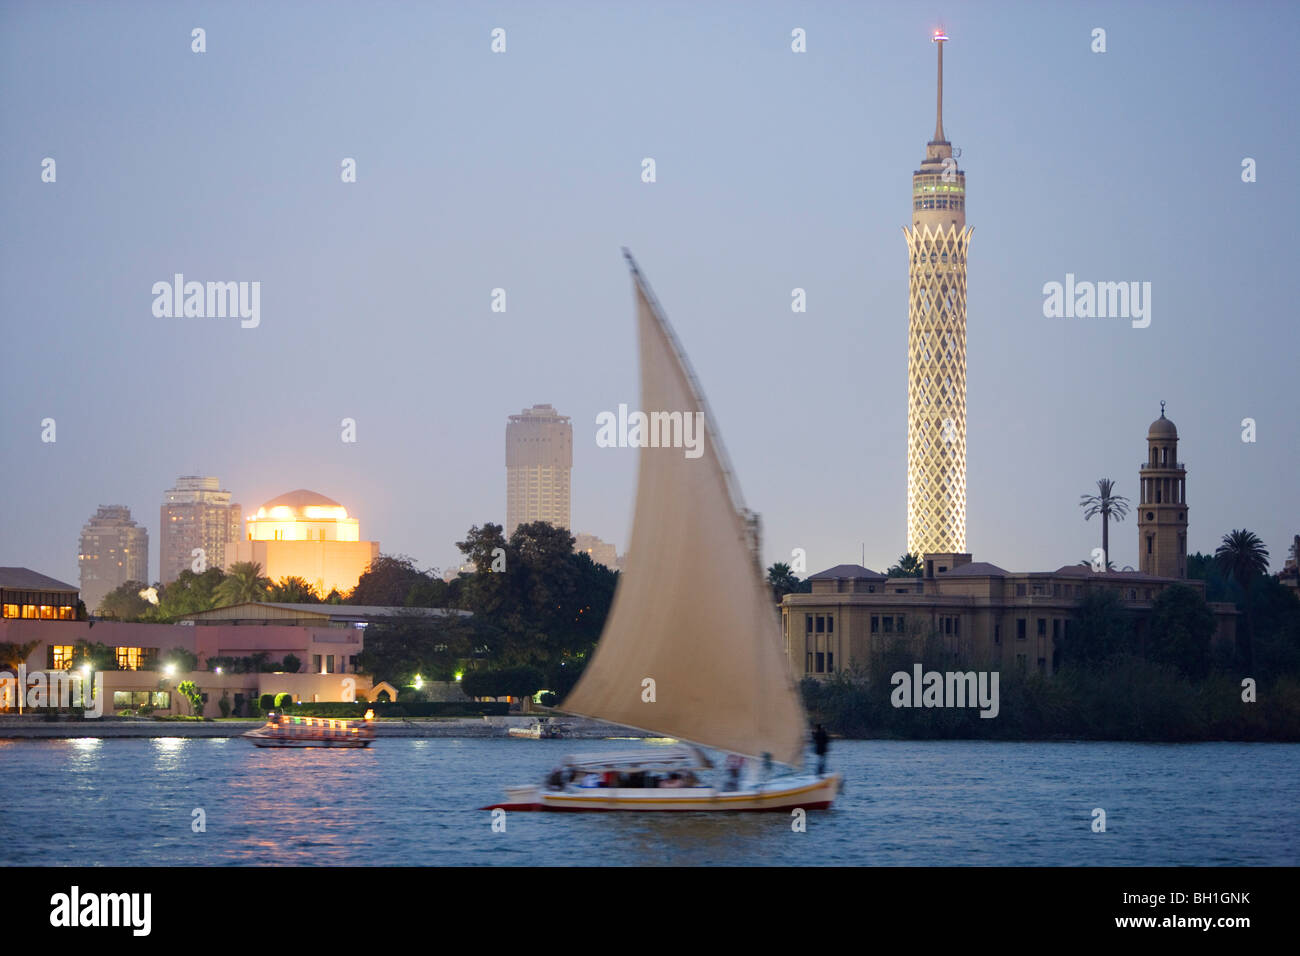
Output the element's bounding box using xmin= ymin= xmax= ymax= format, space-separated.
xmin=2 ymin=737 xmax=1296 ymax=866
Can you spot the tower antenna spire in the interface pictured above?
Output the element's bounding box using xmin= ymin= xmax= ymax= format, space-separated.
xmin=932 ymin=28 xmax=948 ymax=143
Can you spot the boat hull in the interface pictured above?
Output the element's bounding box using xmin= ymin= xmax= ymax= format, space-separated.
xmin=483 ymin=772 xmax=841 ymax=812
xmin=246 ymin=737 xmax=373 ymax=748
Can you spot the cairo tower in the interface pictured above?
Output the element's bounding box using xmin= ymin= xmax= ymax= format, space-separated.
xmin=904 ymin=30 xmax=972 ymax=556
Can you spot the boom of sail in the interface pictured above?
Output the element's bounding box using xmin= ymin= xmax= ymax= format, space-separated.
xmin=561 ymin=252 xmax=808 ymax=767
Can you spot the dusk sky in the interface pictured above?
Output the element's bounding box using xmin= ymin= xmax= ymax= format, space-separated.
xmin=2 ymin=0 xmax=1296 ymax=588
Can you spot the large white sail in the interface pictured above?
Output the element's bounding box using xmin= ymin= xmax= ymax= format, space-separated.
xmin=562 ymin=252 xmax=808 ymax=767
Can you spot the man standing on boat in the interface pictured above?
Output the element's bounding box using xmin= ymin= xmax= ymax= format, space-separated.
xmin=812 ymin=724 xmax=830 ymax=776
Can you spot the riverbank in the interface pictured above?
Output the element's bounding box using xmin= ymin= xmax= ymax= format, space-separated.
xmin=0 ymin=715 xmax=655 ymax=740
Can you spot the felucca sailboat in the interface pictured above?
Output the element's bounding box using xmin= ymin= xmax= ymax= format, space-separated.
xmin=484 ymin=251 xmax=841 ymax=812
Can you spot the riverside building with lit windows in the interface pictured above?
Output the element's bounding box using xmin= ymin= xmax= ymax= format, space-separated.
xmin=0 ymin=568 xmax=79 ymax=621
xmin=0 ymin=604 xmax=401 ymax=715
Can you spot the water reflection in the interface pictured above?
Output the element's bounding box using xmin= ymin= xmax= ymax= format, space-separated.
xmin=0 ymin=738 xmax=1294 ymax=866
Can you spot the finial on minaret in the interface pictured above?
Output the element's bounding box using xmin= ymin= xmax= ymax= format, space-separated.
xmin=1160 ymin=400 xmax=1166 ymax=418
xmin=932 ymin=28 xmax=948 ymax=143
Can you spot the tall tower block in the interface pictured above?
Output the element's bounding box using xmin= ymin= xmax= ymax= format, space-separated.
xmin=904 ymin=30 xmax=973 ymax=556
xmin=505 ymin=404 xmax=573 ymax=536
xmin=1138 ymin=404 xmax=1188 ymax=578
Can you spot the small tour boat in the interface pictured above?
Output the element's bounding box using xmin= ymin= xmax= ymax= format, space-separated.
xmin=483 ymin=252 xmax=842 ymax=813
xmin=242 ymin=710 xmax=376 ymax=748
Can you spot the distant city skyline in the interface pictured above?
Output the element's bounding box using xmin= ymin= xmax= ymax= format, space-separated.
xmin=2 ymin=3 xmax=1296 ymax=589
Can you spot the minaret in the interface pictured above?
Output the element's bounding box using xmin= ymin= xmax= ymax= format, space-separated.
xmin=904 ymin=29 xmax=973 ymax=558
xmin=1138 ymin=403 xmax=1188 ymax=578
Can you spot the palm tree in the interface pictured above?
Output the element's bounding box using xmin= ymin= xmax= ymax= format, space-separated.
xmin=214 ymin=562 xmax=272 ymax=607
xmin=1080 ymin=479 xmax=1130 ymax=572
xmin=1215 ymin=529 xmax=1270 ymax=670
xmin=886 ymin=553 xmax=924 ymax=578
xmin=766 ymin=562 xmax=801 ymax=602
xmin=1078 ymin=557 xmax=1117 ymax=572
xmin=269 ymin=576 xmax=319 ymax=604
xmin=1215 ymin=529 xmax=1270 ymax=585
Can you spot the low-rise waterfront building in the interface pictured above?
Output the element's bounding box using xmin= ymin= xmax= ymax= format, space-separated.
xmin=783 ymin=556 xmax=1238 ymax=680
xmin=1 ymin=618 xmax=369 ymax=717
xmin=0 ymin=568 xmax=79 ymax=621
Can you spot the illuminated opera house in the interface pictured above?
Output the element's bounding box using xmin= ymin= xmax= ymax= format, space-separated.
xmin=223 ymin=490 xmax=379 ymax=598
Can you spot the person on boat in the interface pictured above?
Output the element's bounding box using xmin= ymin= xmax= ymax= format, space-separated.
xmin=724 ymin=754 xmax=744 ymax=791
xmin=660 ymin=773 xmax=685 ymax=789
xmin=812 ymin=724 xmax=830 ymax=776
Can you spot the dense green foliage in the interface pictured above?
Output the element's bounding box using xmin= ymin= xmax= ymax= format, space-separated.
xmin=803 ymin=649 xmax=1300 ymax=742
xmin=204 ymin=653 xmax=278 ymax=674
xmin=354 ymin=523 xmax=618 ymax=696
xmin=460 ymin=665 xmax=546 ymax=700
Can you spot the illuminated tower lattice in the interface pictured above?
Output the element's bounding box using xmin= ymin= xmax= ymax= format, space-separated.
xmin=904 ymin=29 xmax=972 ymax=556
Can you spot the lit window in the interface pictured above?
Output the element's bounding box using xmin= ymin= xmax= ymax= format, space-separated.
xmin=116 ymin=647 xmax=146 ymax=670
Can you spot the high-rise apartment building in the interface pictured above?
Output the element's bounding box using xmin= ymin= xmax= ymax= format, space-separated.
xmin=905 ymin=30 xmax=972 ymax=557
xmin=77 ymin=505 xmax=149 ymax=612
xmin=159 ymin=476 xmax=242 ymax=583
xmin=506 ymin=404 xmax=572 ymax=536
